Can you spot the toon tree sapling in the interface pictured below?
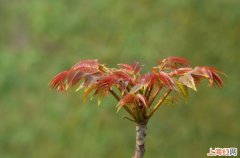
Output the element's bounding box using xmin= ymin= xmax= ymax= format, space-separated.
xmin=49 ymin=57 xmax=224 ymax=158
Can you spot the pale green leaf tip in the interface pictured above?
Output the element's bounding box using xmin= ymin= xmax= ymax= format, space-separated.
xmin=75 ymin=87 xmax=81 ymax=92
xmin=97 ymin=98 xmax=102 ymax=106
xmin=75 ymin=83 xmax=84 ymax=92
xmin=116 ymin=107 xmax=121 ymax=113
xmin=193 ymin=87 xmax=197 ymax=91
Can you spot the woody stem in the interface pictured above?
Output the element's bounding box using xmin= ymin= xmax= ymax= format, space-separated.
xmin=132 ymin=122 xmax=147 ymax=158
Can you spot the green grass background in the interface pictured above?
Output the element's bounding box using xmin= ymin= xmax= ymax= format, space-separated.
xmin=0 ymin=0 xmax=239 ymax=157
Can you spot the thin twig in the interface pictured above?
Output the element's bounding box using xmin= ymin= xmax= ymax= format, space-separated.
xmin=140 ymin=106 xmax=147 ymax=119
xmin=144 ymin=87 xmax=149 ymax=97
xmin=147 ymin=89 xmax=171 ymax=118
xmin=126 ymin=86 xmax=130 ymax=92
xmin=146 ymin=86 xmax=153 ymax=100
xmin=135 ymin=105 xmax=143 ymax=123
xmin=148 ymin=86 xmax=162 ymax=106
xmin=109 ymin=89 xmax=120 ymax=101
xmin=122 ymin=116 xmax=136 ymax=123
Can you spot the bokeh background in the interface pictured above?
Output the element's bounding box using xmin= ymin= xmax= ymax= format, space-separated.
xmin=0 ymin=0 xmax=239 ymax=158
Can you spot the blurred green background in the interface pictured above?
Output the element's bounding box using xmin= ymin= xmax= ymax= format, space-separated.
xmin=0 ymin=0 xmax=239 ymax=158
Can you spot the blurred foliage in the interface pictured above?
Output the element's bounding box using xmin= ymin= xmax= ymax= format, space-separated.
xmin=0 ymin=0 xmax=239 ymax=157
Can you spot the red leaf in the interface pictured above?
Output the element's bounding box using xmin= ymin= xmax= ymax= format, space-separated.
xmin=118 ymin=64 xmax=133 ymax=73
xmin=192 ymin=66 xmax=213 ymax=85
xmin=139 ymin=73 xmax=158 ymax=88
xmin=118 ymin=62 xmax=142 ymax=75
xmin=169 ymin=67 xmax=193 ymax=76
xmin=191 ymin=66 xmax=224 ymax=87
xmin=73 ymin=59 xmax=99 ymax=68
xmin=49 ymin=71 xmax=68 ymax=91
xmin=97 ymin=75 xmax=117 ymax=90
xmin=117 ymin=93 xmax=148 ymax=112
xmin=159 ymin=56 xmax=190 ymax=69
xmin=82 ymin=75 xmax=99 ymax=88
xmin=50 ymin=59 xmax=104 ymax=92
xmin=119 ymin=81 xmax=129 ymax=94
xmin=202 ymin=66 xmax=220 ymax=73
xmin=117 ymin=94 xmax=134 ymax=107
xmin=113 ymin=71 xmax=135 ymax=84
xmin=135 ymin=94 xmax=148 ymax=108
xmin=67 ymin=71 xmax=84 ymax=87
xmin=72 ymin=59 xmax=99 ymax=73
xmin=131 ymin=62 xmax=142 ymax=75
xmin=165 ymin=56 xmax=190 ymax=66
xmin=212 ymin=72 xmax=224 ymax=88
xmin=158 ymin=72 xmax=174 ymax=89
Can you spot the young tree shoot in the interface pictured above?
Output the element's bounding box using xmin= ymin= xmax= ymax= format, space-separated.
xmin=49 ymin=57 xmax=224 ymax=158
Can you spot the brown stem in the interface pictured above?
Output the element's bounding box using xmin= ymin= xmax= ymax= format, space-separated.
xmin=133 ymin=123 xmax=147 ymax=158
xmin=109 ymin=89 xmax=120 ymax=101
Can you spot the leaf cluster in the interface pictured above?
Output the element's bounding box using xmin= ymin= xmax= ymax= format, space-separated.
xmin=49 ymin=57 xmax=224 ymax=123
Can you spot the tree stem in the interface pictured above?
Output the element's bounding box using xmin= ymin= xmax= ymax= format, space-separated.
xmin=133 ymin=123 xmax=147 ymax=158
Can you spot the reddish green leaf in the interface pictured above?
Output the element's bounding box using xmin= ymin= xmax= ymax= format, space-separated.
xmin=179 ymin=73 xmax=197 ymax=91
xmin=158 ymin=72 xmax=174 ymax=89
